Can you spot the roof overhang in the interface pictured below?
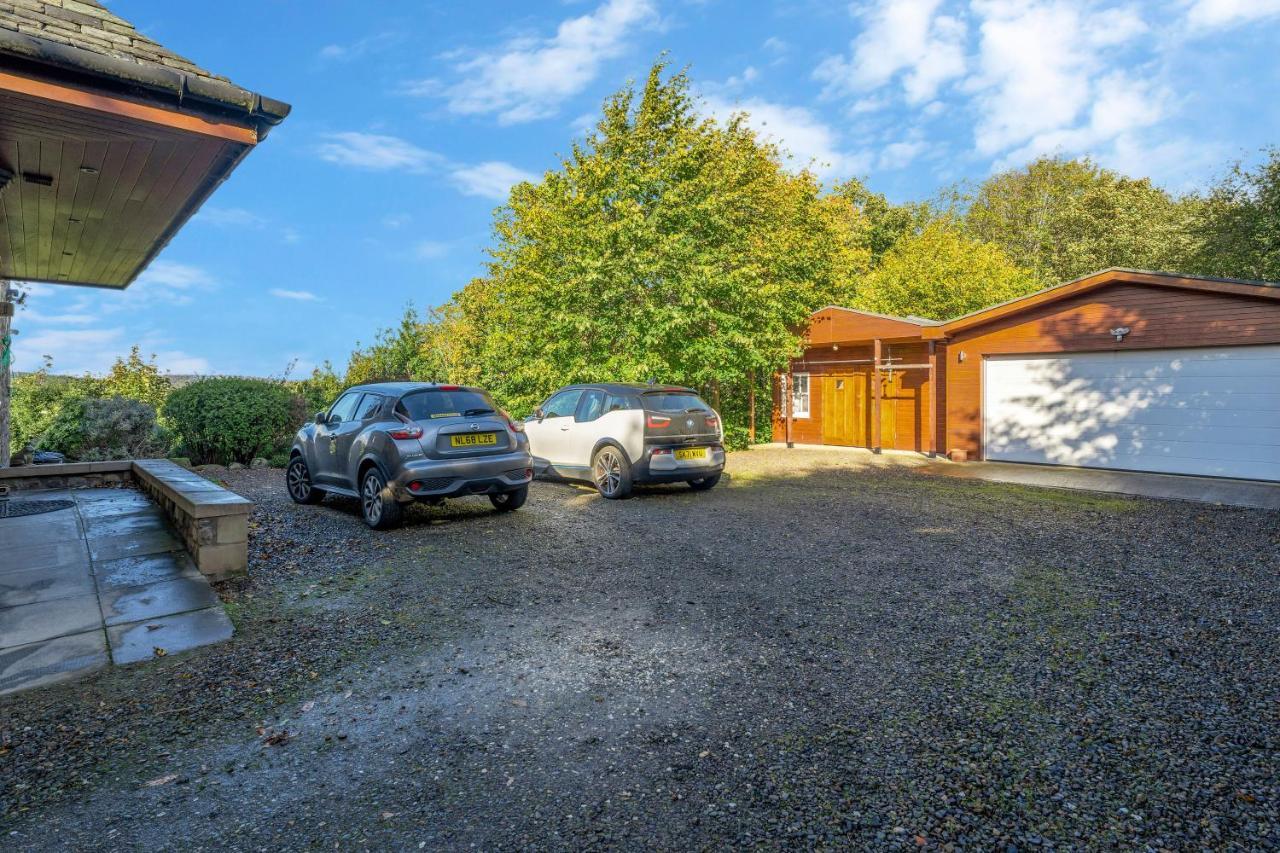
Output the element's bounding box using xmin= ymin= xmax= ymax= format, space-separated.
xmin=0 ymin=21 xmax=289 ymax=290
xmin=920 ymin=268 xmax=1280 ymax=340
xmin=804 ymin=305 xmax=938 ymax=346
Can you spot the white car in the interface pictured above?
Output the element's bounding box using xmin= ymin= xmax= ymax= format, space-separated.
xmin=524 ymin=383 xmax=726 ymax=499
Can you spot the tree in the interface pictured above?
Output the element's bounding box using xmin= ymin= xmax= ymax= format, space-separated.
xmin=101 ymin=346 xmax=171 ymax=412
xmin=451 ymin=60 xmax=863 ymax=422
xmin=1189 ymin=147 xmax=1280 ymax=281
xmin=828 ymin=178 xmax=935 ymax=266
xmin=857 ymin=222 xmax=1038 ymax=320
xmin=965 ymin=156 xmax=1195 ymax=285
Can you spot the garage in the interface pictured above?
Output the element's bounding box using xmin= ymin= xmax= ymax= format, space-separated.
xmin=983 ymin=346 xmax=1280 ymax=481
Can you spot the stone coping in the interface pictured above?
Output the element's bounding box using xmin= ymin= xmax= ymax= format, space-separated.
xmin=131 ymin=460 xmax=251 ymax=519
xmin=0 ymin=460 xmax=132 ymax=479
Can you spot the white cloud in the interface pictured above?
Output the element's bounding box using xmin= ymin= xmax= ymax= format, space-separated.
xmin=702 ymin=95 xmax=870 ymax=178
xmin=879 ymin=139 xmax=928 ymax=170
xmin=419 ymin=0 xmax=658 ymax=124
xmin=967 ymin=1 xmax=1153 ymax=158
xmin=450 ymin=161 xmax=539 ymax=200
xmin=11 ymin=327 xmax=209 ymax=375
xmin=318 ymin=32 xmax=399 ymax=62
xmin=129 ymin=260 xmax=215 ymax=305
xmin=316 ymin=132 xmax=443 ymax=173
xmin=816 ymin=0 xmax=967 ymax=104
xmin=270 ymin=288 xmax=322 ymax=302
xmin=1183 ymin=0 xmax=1280 ymax=28
xmin=194 ymin=206 xmax=267 ymax=229
xmin=18 ymin=309 xmax=96 ymax=325
xmin=382 ymin=213 xmax=412 ymax=229
xmin=414 ymin=241 xmax=450 ymax=260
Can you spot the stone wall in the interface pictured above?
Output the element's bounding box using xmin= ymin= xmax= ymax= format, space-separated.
xmin=1 ymin=459 xmax=252 ymax=581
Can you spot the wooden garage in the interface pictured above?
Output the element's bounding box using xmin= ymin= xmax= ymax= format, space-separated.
xmin=774 ymin=269 xmax=1280 ymax=482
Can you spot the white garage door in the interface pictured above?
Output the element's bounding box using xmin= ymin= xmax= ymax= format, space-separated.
xmin=983 ymin=345 xmax=1280 ymax=482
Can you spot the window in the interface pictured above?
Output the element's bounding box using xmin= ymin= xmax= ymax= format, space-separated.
xmin=398 ymin=389 xmax=494 ymax=421
xmin=326 ymin=392 xmax=361 ymax=424
xmin=642 ymin=391 xmax=709 ymax=412
xmin=575 ymin=390 xmax=606 ymax=423
xmin=355 ymin=394 xmax=384 ymax=421
xmin=606 ymin=394 xmax=633 ymax=413
xmin=541 ymin=389 xmax=584 ymax=418
xmin=791 ymin=374 xmax=810 ymax=418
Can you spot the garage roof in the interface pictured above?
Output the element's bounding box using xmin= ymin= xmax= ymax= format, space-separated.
xmin=922 ymin=268 xmax=1280 ymax=339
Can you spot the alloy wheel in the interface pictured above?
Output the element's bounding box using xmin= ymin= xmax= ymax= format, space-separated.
xmin=362 ymin=472 xmax=383 ymax=526
xmin=287 ymin=460 xmax=311 ymax=500
xmin=593 ymin=449 xmax=622 ymax=497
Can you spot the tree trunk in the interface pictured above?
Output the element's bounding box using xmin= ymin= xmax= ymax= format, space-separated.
xmin=1 ymin=280 xmax=12 ymax=468
xmin=711 ymin=379 xmax=721 ymax=413
xmin=747 ymin=369 xmax=756 ymax=443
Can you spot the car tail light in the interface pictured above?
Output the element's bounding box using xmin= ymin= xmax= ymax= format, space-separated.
xmin=647 ymin=414 xmax=671 ymax=428
xmin=409 ymin=481 xmax=423 ymax=491
xmin=387 ymin=413 xmax=423 ymax=441
xmin=651 ymin=447 xmax=672 ymax=456
xmin=705 ymin=414 xmax=719 ymax=430
xmin=437 ymin=384 xmax=461 ymax=391
xmin=502 ymin=409 xmax=524 ymax=433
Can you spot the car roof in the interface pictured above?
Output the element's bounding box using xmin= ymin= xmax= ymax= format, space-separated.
xmin=343 ymin=381 xmax=480 ymax=396
xmin=559 ymin=382 xmax=698 ymax=395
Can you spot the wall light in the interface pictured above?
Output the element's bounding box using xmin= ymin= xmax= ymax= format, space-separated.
xmin=1110 ymin=326 xmax=1131 ymax=342
xmin=958 ymin=351 xmax=967 ymax=363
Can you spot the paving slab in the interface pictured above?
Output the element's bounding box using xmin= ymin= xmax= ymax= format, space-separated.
xmin=0 ymin=594 xmax=103 ymax=647
xmin=99 ymin=577 xmax=221 ymax=627
xmin=0 ymin=630 xmax=107 ymax=696
xmin=107 ymin=607 xmax=233 ymax=665
xmin=0 ymin=511 xmax=82 ymax=549
xmin=0 ymin=540 xmax=91 ymax=576
xmin=0 ymin=563 xmax=97 ymax=609
xmin=73 ymin=497 xmax=156 ymax=520
xmin=87 ymin=528 xmax=182 ymax=562
xmin=83 ymin=509 xmax=170 ymax=538
xmin=929 ymin=460 xmax=1280 ymax=511
xmin=94 ymin=552 xmax=202 ymax=591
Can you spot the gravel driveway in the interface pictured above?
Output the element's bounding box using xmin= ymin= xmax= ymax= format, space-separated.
xmin=3 ymin=447 xmax=1277 ymax=850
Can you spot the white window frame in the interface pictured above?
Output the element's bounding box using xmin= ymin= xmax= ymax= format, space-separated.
xmin=791 ymin=373 xmax=810 ymax=419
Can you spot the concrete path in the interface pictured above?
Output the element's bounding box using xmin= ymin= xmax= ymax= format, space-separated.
xmin=0 ymin=488 xmax=233 ymax=696
xmin=761 ymin=443 xmax=1280 ymax=510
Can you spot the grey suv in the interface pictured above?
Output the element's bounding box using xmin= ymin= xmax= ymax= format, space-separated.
xmin=287 ymin=382 xmax=533 ymax=529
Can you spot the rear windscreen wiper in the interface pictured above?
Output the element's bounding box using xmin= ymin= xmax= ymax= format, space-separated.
xmin=463 ymin=407 xmax=496 ymax=416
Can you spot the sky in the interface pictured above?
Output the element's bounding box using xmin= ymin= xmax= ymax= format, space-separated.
xmin=13 ymin=0 xmax=1280 ymax=378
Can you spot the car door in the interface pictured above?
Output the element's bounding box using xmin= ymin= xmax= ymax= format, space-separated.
xmin=333 ymin=393 xmax=384 ymax=484
xmin=524 ymin=388 xmax=584 ymax=470
xmin=313 ymin=391 xmax=362 ymax=485
xmin=565 ymin=389 xmax=608 ymax=468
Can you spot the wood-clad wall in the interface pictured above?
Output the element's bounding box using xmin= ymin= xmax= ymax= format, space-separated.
xmin=771 ymin=342 xmax=945 ymax=452
xmin=943 ymin=282 xmax=1280 ymax=459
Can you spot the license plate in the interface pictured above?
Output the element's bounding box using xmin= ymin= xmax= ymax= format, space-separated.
xmin=450 ymin=433 xmax=497 ymax=447
xmin=675 ymin=447 xmax=708 ymax=461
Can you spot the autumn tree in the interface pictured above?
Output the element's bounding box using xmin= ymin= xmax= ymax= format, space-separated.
xmin=1189 ymin=147 xmax=1280 ymax=281
xmin=965 ymin=156 xmax=1196 ymax=285
xmin=452 ymin=61 xmax=864 ymax=437
xmin=857 ymin=221 xmax=1038 ymax=320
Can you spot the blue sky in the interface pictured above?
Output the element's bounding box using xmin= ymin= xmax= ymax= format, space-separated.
xmin=15 ymin=0 xmax=1280 ymax=377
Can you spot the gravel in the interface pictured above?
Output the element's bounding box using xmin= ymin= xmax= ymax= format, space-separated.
xmin=2 ymin=447 xmax=1277 ymax=850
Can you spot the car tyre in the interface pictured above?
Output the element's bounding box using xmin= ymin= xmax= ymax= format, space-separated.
xmin=360 ymin=467 xmax=403 ymax=530
xmin=489 ymin=485 xmax=528 ymax=512
xmin=591 ymin=445 xmax=633 ymax=499
xmin=286 ymin=457 xmax=325 ymax=504
xmin=688 ymin=473 xmax=721 ymax=491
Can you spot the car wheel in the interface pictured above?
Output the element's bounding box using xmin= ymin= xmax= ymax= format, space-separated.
xmin=489 ymin=485 xmax=528 ymax=512
xmin=286 ymin=457 xmax=324 ymax=504
xmin=688 ymin=473 xmax=721 ymax=491
xmin=360 ymin=467 xmax=403 ymax=530
xmin=591 ymin=445 xmax=633 ymax=499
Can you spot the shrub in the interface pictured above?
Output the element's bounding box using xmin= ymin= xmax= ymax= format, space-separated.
xmin=164 ymin=377 xmax=297 ymax=465
xmin=40 ymin=396 xmax=169 ymax=460
xmin=10 ymin=369 xmax=101 ymax=456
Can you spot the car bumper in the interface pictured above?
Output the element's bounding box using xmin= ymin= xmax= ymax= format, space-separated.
xmin=634 ymin=443 xmax=726 ymax=483
xmin=392 ymin=451 xmax=534 ymax=500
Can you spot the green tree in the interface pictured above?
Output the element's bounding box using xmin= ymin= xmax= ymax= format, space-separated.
xmin=1189 ymin=147 xmax=1280 ymax=280
xmin=101 ymin=346 xmax=172 ymax=412
xmin=453 ymin=60 xmax=862 ymax=422
xmin=965 ymin=156 xmax=1195 ymax=285
xmin=828 ymin=177 xmax=935 ymax=266
xmin=857 ymin=222 xmax=1039 ymax=320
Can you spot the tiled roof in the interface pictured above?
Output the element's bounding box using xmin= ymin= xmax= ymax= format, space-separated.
xmin=0 ymin=0 xmax=225 ymax=83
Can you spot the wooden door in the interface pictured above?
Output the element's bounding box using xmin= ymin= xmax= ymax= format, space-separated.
xmin=821 ymin=374 xmax=864 ymax=446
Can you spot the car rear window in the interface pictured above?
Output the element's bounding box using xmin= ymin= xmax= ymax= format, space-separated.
xmin=643 ymin=392 xmax=709 ymax=412
xmin=398 ymin=389 xmax=494 ymax=420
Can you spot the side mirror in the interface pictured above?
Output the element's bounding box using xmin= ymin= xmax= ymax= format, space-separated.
xmin=314 ymin=411 xmax=328 ymax=426
xmin=533 ymin=407 xmax=545 ymax=420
